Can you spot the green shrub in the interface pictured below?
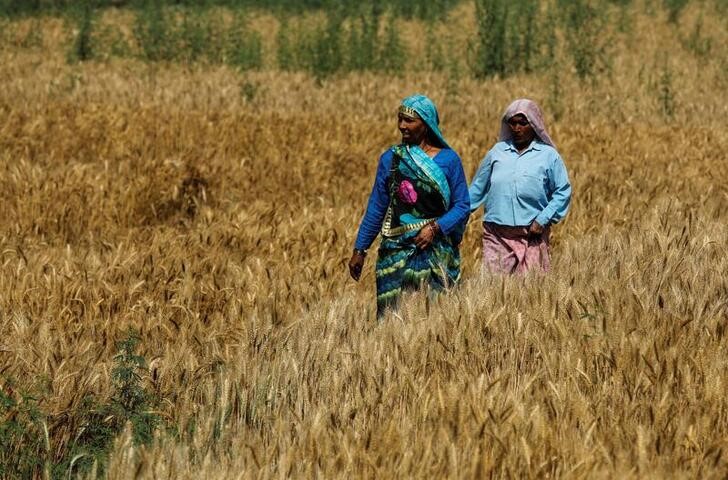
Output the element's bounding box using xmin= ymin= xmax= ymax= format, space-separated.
xmin=658 ymin=61 xmax=676 ymax=118
xmin=377 ymin=15 xmax=403 ymax=73
xmin=67 ymin=1 xmax=95 ymax=62
xmin=558 ymin=0 xmax=612 ymax=80
xmin=227 ymin=10 xmax=263 ymax=69
xmin=471 ymin=0 xmax=543 ymax=78
xmin=0 ymin=330 xmax=162 ymax=478
xmin=307 ymin=9 xmax=345 ymax=79
xmin=0 ymin=385 xmax=47 ymax=479
xmin=663 ymin=0 xmax=688 ymax=23
xmin=133 ymin=0 xmax=175 ymax=61
xmin=345 ymin=5 xmax=381 ymax=71
xmin=681 ymin=14 xmax=712 ymax=59
xmin=472 ymin=0 xmax=507 ymax=77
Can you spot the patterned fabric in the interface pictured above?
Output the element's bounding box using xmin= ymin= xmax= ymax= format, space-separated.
xmin=481 ymin=222 xmax=550 ymax=274
xmin=376 ymin=145 xmax=461 ymax=315
xmin=498 ymin=98 xmax=555 ymax=148
xmin=354 ymin=148 xmax=470 ymax=250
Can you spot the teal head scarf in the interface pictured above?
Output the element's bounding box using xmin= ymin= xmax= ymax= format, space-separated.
xmin=399 ymin=94 xmax=450 ymax=149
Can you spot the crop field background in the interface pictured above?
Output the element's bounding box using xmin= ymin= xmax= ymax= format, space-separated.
xmin=0 ymin=0 xmax=727 ymax=478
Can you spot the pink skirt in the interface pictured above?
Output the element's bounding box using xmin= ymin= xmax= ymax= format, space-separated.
xmin=482 ymin=222 xmax=551 ymax=274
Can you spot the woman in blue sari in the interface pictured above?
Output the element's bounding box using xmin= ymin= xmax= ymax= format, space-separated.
xmin=349 ymin=94 xmax=470 ymax=316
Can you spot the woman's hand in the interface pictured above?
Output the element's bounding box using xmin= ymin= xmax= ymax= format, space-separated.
xmin=528 ymin=220 xmax=544 ymax=237
xmin=348 ymin=251 xmax=366 ymax=281
xmin=414 ymin=222 xmax=440 ymax=250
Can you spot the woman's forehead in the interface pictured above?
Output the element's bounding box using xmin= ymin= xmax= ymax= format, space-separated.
xmin=398 ymin=105 xmax=421 ymax=120
xmin=398 ymin=111 xmax=420 ymax=121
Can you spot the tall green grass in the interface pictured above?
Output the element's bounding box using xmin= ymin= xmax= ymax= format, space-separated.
xmin=39 ymin=0 xmax=722 ymax=81
xmin=0 ymin=0 xmax=459 ymax=21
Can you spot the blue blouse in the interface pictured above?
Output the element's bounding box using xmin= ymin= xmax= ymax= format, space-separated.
xmin=469 ymin=141 xmax=571 ymax=227
xmin=355 ymin=148 xmax=471 ymax=251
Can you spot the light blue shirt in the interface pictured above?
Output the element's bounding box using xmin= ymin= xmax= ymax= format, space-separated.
xmin=469 ymin=140 xmax=571 ymax=227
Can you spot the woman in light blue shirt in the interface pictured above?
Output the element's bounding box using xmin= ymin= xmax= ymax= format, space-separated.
xmin=469 ymin=99 xmax=571 ymax=273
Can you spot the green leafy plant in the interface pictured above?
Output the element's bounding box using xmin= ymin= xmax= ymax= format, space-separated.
xmin=227 ymin=10 xmax=263 ymax=70
xmin=67 ymin=1 xmax=95 ymax=63
xmin=57 ymin=330 xmax=162 ymax=476
xmin=658 ymin=61 xmax=676 ymax=119
xmin=133 ymin=0 xmax=175 ymax=61
xmin=663 ymin=0 xmax=688 ymax=23
xmin=471 ymin=0 xmax=544 ymax=78
xmin=559 ymin=0 xmax=612 ymax=80
xmin=0 ymin=385 xmax=48 ymax=479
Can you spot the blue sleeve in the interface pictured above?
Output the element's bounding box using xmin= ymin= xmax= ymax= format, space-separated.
xmin=468 ymin=151 xmax=492 ymax=211
xmin=436 ymin=152 xmax=470 ymax=235
xmin=535 ymin=151 xmax=572 ymax=226
xmin=354 ymin=150 xmax=392 ymax=250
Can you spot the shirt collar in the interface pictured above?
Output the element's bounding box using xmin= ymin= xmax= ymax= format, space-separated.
xmin=505 ymin=140 xmax=542 ymax=154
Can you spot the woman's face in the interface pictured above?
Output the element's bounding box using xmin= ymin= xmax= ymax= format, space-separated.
xmin=398 ymin=112 xmax=428 ymax=145
xmin=507 ymin=113 xmax=536 ymax=147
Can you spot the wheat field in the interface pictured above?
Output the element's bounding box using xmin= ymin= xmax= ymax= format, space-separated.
xmin=0 ymin=2 xmax=727 ymax=478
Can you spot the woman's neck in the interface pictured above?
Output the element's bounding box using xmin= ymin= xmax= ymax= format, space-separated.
xmin=418 ymin=140 xmax=441 ymax=158
xmin=513 ymin=140 xmax=531 ymax=154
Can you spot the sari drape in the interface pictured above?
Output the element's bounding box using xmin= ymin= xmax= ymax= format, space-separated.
xmin=375 ymin=144 xmax=461 ymax=315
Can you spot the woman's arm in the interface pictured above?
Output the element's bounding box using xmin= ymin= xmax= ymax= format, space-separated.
xmin=354 ymin=151 xmax=392 ymax=251
xmin=534 ymin=152 xmax=571 ymax=226
xmin=468 ymin=152 xmax=493 ymax=212
xmin=435 ymin=153 xmax=470 ymax=235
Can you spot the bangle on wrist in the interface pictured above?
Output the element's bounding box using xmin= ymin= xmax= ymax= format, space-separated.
xmin=353 ymin=248 xmax=367 ymax=257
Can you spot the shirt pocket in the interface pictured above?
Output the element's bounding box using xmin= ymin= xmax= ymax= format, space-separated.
xmin=515 ymin=173 xmax=547 ymax=205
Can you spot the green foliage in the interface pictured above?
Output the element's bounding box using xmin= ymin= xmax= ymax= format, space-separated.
xmin=226 ymin=11 xmax=262 ymax=69
xmin=559 ymin=0 xmax=612 ymax=80
xmin=132 ymin=2 xmax=262 ymax=66
xmin=472 ymin=0 xmax=507 ymax=77
xmin=546 ymin=67 xmax=565 ymax=122
xmin=0 ymin=330 xmax=162 ymax=478
xmin=0 ymin=385 xmax=47 ymax=479
xmin=96 ymin=21 xmax=132 ymax=58
xmin=0 ymin=0 xmax=47 ymax=17
xmin=345 ymin=5 xmax=381 ymax=71
xmin=275 ymin=7 xmax=405 ymax=78
xmin=133 ymin=0 xmax=175 ymax=62
xmin=55 ymin=396 xmax=118 ymax=477
xmin=0 ymin=0 xmax=460 ymax=21
xmin=240 ymin=79 xmax=261 ymax=102
xmin=67 ymin=1 xmax=95 ymax=63
xmin=471 ymin=0 xmax=544 ymax=78
xmin=377 ymin=16 xmax=403 ymax=73
xmin=681 ymin=14 xmax=712 ymax=59
xmin=663 ymin=0 xmax=689 ymax=23
xmin=509 ymin=0 xmax=539 ymax=72
xmin=658 ymin=61 xmax=676 ymax=119
xmin=55 ymin=330 xmax=161 ymax=476
xmin=110 ymin=331 xmax=160 ymax=446
xmin=424 ymin=23 xmax=446 ymax=72
xmin=307 ymin=9 xmax=345 ymax=79
xmin=275 ymin=17 xmax=295 ymax=70
xmin=177 ymin=7 xmax=213 ymax=63
xmin=2 ymin=0 xmax=718 ymax=80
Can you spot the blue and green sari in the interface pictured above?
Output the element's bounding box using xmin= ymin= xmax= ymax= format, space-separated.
xmin=375 ymin=144 xmax=462 ymax=315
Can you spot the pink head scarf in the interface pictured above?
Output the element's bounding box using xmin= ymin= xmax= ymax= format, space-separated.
xmin=498 ymin=99 xmax=555 ymax=148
